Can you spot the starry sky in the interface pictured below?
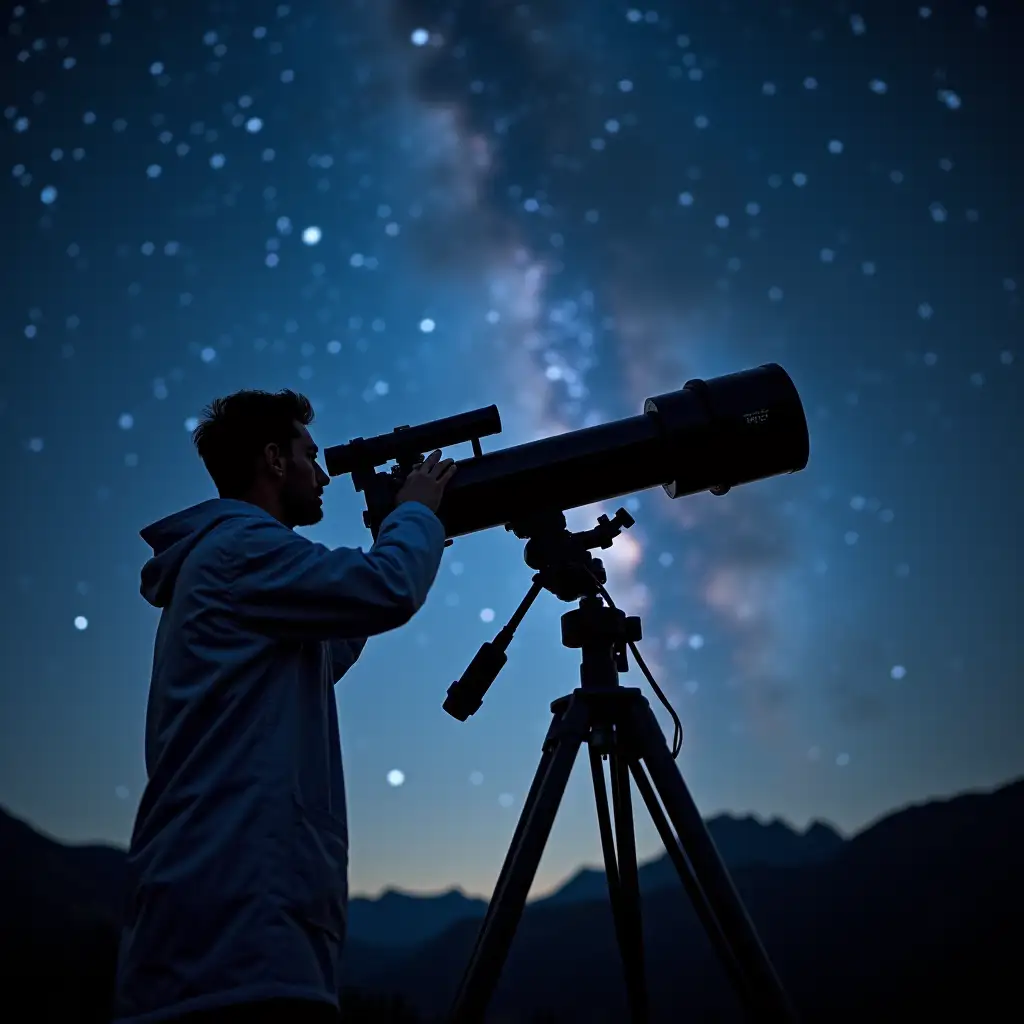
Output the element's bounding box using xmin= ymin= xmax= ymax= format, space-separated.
xmin=2 ymin=0 xmax=1021 ymax=901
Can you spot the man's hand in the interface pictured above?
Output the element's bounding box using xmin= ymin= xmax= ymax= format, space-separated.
xmin=395 ymin=450 xmax=457 ymax=514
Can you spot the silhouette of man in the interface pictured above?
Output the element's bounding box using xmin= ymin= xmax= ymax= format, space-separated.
xmin=112 ymin=390 xmax=456 ymax=1024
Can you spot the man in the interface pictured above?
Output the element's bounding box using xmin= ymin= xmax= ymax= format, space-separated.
xmin=112 ymin=389 xmax=457 ymax=1024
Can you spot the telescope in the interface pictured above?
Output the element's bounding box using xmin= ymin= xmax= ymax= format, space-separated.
xmin=324 ymin=362 xmax=810 ymax=539
xmin=327 ymin=362 xmax=809 ymax=1024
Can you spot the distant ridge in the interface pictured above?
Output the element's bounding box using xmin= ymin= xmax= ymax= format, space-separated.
xmin=0 ymin=802 xmax=845 ymax=949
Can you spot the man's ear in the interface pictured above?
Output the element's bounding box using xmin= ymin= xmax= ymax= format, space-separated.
xmin=262 ymin=442 xmax=287 ymax=479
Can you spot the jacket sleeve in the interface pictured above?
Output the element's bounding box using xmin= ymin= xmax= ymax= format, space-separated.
xmin=227 ymin=501 xmax=447 ymax=641
xmin=328 ymin=637 xmax=368 ymax=683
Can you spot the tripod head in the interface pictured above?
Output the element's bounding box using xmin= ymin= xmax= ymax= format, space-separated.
xmin=442 ymin=507 xmax=642 ymax=721
xmin=510 ymin=507 xmax=635 ymax=601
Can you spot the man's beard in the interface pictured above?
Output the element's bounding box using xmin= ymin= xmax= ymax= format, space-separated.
xmin=280 ymin=473 xmax=323 ymax=529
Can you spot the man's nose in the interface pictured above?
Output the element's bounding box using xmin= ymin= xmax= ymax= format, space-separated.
xmin=317 ymin=465 xmax=330 ymax=487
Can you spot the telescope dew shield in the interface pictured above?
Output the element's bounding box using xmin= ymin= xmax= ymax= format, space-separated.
xmin=646 ymin=362 xmax=810 ymax=499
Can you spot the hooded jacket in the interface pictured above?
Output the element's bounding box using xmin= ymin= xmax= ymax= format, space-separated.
xmin=111 ymin=497 xmax=447 ymax=1023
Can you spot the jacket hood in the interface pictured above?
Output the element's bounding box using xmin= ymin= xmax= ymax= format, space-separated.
xmin=140 ymin=499 xmax=275 ymax=608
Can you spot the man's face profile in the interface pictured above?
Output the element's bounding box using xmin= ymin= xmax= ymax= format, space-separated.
xmin=278 ymin=420 xmax=329 ymax=528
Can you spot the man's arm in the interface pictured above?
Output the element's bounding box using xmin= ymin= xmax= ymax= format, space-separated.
xmin=328 ymin=637 xmax=368 ymax=683
xmin=226 ymin=501 xmax=447 ymax=642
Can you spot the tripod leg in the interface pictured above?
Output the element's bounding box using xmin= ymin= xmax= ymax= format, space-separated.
xmin=625 ymin=698 xmax=799 ymax=1024
xmin=590 ymin=746 xmax=650 ymax=1024
xmin=628 ymin=758 xmax=751 ymax=1003
xmin=588 ymin=746 xmax=622 ymax=907
xmin=607 ymin=742 xmax=649 ymax=1023
xmin=448 ymin=693 xmax=591 ymax=1024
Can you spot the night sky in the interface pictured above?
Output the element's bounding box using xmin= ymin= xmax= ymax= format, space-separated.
xmin=2 ymin=0 xmax=1021 ymax=902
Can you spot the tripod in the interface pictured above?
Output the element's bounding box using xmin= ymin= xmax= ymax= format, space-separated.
xmin=443 ymin=511 xmax=798 ymax=1024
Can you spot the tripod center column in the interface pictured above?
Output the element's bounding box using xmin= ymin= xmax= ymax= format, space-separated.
xmin=561 ymin=598 xmax=628 ymax=691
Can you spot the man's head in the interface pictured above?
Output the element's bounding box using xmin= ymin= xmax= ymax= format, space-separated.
xmin=192 ymin=389 xmax=329 ymax=528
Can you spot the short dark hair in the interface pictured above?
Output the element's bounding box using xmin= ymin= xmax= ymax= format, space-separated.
xmin=192 ymin=389 xmax=314 ymax=498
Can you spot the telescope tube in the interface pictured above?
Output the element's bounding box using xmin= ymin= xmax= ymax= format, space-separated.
xmin=432 ymin=363 xmax=808 ymax=539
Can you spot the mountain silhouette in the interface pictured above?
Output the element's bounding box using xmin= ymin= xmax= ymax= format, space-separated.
xmin=346 ymin=812 xmax=845 ymax=948
xmin=348 ymin=887 xmax=490 ymax=949
xmin=536 ymin=813 xmax=844 ymax=909
xmin=0 ymin=803 xmax=842 ymax=951
xmin=0 ymin=805 xmax=126 ymax=934
xmin=1 ymin=780 xmax=1019 ymax=1022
